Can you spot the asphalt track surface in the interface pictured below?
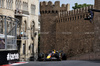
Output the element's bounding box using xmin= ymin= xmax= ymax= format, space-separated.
xmin=13 ymin=60 xmax=100 ymax=66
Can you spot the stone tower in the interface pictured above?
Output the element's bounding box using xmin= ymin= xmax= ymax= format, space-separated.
xmin=94 ymin=0 xmax=100 ymax=52
xmin=40 ymin=1 xmax=70 ymax=53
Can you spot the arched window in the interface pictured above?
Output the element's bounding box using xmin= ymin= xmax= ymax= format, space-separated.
xmin=78 ymin=16 xmax=79 ymax=19
xmin=52 ymin=10 xmax=54 ymax=13
xmin=83 ymin=15 xmax=85 ymax=18
xmin=73 ymin=17 xmax=74 ymax=20
xmin=80 ymin=15 xmax=82 ymax=19
xmin=68 ymin=18 xmax=69 ymax=21
xmin=86 ymin=14 xmax=89 ymax=18
xmin=31 ymin=21 xmax=35 ymax=40
xmin=66 ymin=18 xmax=67 ymax=21
xmin=23 ymin=43 xmax=25 ymax=54
xmin=63 ymin=18 xmax=64 ymax=22
xmin=61 ymin=19 xmax=62 ymax=22
xmin=42 ymin=11 xmax=44 ymax=14
xmin=70 ymin=17 xmax=71 ymax=21
xmin=45 ymin=10 xmax=47 ymax=13
xmin=75 ymin=16 xmax=76 ymax=20
xmin=59 ymin=20 xmax=60 ymax=22
xmin=56 ymin=11 xmax=58 ymax=13
xmin=48 ymin=11 xmax=50 ymax=13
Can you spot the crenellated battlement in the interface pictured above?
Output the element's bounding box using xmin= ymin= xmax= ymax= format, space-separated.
xmin=40 ymin=1 xmax=70 ymax=14
xmin=56 ymin=5 xmax=94 ymax=23
xmin=59 ymin=5 xmax=94 ymax=17
xmin=61 ymin=4 xmax=66 ymax=7
xmin=40 ymin=1 xmax=63 ymax=7
xmin=40 ymin=1 xmax=48 ymax=6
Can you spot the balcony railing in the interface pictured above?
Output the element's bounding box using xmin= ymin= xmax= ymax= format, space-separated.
xmin=15 ymin=9 xmax=29 ymax=16
xmin=17 ymin=34 xmax=28 ymax=40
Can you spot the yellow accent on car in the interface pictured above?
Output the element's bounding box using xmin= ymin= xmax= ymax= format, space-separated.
xmin=47 ymin=56 xmax=51 ymax=59
xmin=53 ymin=49 xmax=56 ymax=53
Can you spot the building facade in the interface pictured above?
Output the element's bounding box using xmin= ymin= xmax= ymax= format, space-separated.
xmin=0 ymin=0 xmax=39 ymax=61
xmin=40 ymin=0 xmax=100 ymax=60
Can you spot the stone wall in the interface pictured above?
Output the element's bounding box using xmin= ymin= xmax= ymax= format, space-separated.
xmin=93 ymin=0 xmax=100 ymax=52
xmin=40 ymin=0 xmax=100 ymax=60
xmin=56 ymin=5 xmax=94 ymax=57
xmin=40 ymin=1 xmax=70 ymax=53
xmin=68 ymin=52 xmax=100 ymax=60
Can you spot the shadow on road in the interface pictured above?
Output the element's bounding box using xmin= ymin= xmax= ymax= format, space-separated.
xmin=86 ymin=60 xmax=100 ymax=63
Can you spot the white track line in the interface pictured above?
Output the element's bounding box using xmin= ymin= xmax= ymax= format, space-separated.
xmin=11 ymin=62 xmax=28 ymax=66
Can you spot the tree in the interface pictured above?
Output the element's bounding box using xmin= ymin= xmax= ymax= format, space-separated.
xmin=72 ymin=3 xmax=92 ymax=9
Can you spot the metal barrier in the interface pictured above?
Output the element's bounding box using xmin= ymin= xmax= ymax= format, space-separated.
xmin=0 ymin=15 xmax=19 ymax=50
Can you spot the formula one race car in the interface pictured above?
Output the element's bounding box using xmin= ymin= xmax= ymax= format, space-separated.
xmin=38 ymin=50 xmax=67 ymax=61
xmin=45 ymin=50 xmax=62 ymax=61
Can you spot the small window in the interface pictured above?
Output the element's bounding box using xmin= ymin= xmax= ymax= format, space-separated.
xmin=68 ymin=18 xmax=69 ymax=21
xmin=56 ymin=20 xmax=58 ymax=22
xmin=31 ymin=4 xmax=36 ymax=15
xmin=59 ymin=20 xmax=60 ymax=22
xmin=86 ymin=14 xmax=89 ymax=18
xmin=23 ymin=2 xmax=28 ymax=11
xmin=61 ymin=19 xmax=62 ymax=22
xmin=32 ymin=44 xmax=34 ymax=52
xmin=45 ymin=10 xmax=47 ymax=13
xmin=52 ymin=10 xmax=54 ymax=13
xmin=56 ymin=11 xmax=58 ymax=13
xmin=78 ymin=16 xmax=79 ymax=19
xmin=80 ymin=15 xmax=82 ymax=19
xmin=66 ymin=18 xmax=67 ymax=21
xmin=70 ymin=17 xmax=71 ymax=21
xmin=42 ymin=11 xmax=44 ymax=14
xmin=29 ymin=45 xmax=31 ymax=50
xmin=23 ymin=44 xmax=25 ymax=54
xmin=73 ymin=17 xmax=74 ymax=20
xmin=7 ymin=0 xmax=13 ymax=9
xmin=48 ymin=11 xmax=50 ymax=13
xmin=83 ymin=15 xmax=85 ymax=18
xmin=75 ymin=16 xmax=76 ymax=20
xmin=63 ymin=18 xmax=65 ymax=22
